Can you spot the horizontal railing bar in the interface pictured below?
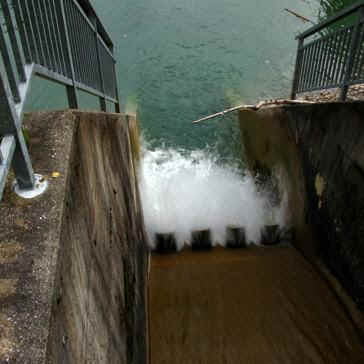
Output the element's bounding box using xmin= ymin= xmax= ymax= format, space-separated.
xmin=97 ymin=33 xmax=115 ymax=60
xmin=297 ymin=83 xmax=341 ymax=93
xmin=297 ymin=78 xmax=364 ymax=94
xmin=74 ymin=0 xmax=113 ymax=49
xmin=295 ymin=74 xmax=364 ymax=92
xmin=34 ymin=64 xmax=73 ymax=87
xmin=69 ymin=0 xmax=99 ymax=38
xmin=347 ymin=78 xmax=364 ymax=85
xmin=301 ymin=25 xmax=353 ymax=50
xmin=34 ymin=60 xmax=117 ymax=103
xmin=69 ymin=0 xmax=115 ymax=62
xmin=75 ymin=81 xmax=117 ymax=103
xmin=0 ymin=135 xmax=16 ymax=199
xmin=298 ymin=0 xmax=364 ymax=39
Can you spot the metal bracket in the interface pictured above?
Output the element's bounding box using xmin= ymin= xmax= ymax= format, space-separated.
xmin=13 ymin=173 xmax=48 ymax=199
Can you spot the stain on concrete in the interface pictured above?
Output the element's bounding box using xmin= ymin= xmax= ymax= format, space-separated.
xmin=0 ymin=242 xmax=24 ymax=264
xmin=0 ymin=279 xmax=18 ymax=299
xmin=315 ymin=173 xmax=326 ymax=197
xmin=315 ymin=174 xmax=326 ymax=209
xmin=0 ymin=313 xmax=15 ymax=360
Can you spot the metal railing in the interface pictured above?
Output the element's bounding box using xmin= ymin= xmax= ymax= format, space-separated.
xmin=291 ymin=1 xmax=364 ymax=101
xmin=0 ymin=0 xmax=120 ymax=199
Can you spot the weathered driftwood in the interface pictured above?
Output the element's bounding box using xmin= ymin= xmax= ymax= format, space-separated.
xmin=192 ymin=99 xmax=315 ymax=124
xmin=283 ymin=8 xmax=315 ymax=24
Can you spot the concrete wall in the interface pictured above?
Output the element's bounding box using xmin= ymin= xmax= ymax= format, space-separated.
xmin=0 ymin=111 xmax=148 ymax=363
xmin=239 ymin=102 xmax=364 ymax=312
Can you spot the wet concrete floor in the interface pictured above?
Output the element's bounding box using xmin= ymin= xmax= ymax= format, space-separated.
xmin=149 ymin=246 xmax=364 ymax=364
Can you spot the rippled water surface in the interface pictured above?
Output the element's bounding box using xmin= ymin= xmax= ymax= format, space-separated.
xmin=27 ymin=0 xmax=319 ymax=149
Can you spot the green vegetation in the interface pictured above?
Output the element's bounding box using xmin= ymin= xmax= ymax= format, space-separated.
xmin=317 ymin=0 xmax=359 ymax=31
xmin=317 ymin=0 xmax=358 ymax=20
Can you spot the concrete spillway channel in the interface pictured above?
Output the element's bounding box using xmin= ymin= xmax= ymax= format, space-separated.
xmin=148 ymin=229 xmax=364 ymax=364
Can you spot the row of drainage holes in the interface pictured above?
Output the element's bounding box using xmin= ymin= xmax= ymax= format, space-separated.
xmin=153 ymin=225 xmax=295 ymax=254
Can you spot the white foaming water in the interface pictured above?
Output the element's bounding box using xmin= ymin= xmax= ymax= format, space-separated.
xmin=139 ymin=146 xmax=287 ymax=250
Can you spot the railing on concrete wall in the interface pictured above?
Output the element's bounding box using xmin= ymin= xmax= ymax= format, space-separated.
xmin=291 ymin=1 xmax=364 ymax=101
xmin=0 ymin=0 xmax=120 ymax=199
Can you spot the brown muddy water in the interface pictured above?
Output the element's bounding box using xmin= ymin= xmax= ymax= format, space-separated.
xmin=149 ymin=246 xmax=364 ymax=364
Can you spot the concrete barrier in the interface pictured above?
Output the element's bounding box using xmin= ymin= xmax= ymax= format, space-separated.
xmin=0 ymin=111 xmax=148 ymax=364
xmin=239 ymin=102 xmax=364 ymax=327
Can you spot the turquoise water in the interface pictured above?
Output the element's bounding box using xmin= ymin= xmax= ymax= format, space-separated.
xmin=26 ymin=0 xmax=319 ymax=150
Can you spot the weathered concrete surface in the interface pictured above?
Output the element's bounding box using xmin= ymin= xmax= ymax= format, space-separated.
xmin=150 ymin=247 xmax=364 ymax=364
xmin=239 ymin=102 xmax=364 ymax=314
xmin=0 ymin=111 xmax=148 ymax=363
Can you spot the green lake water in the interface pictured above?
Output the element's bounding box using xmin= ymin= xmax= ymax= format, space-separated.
xmin=26 ymin=0 xmax=320 ymax=151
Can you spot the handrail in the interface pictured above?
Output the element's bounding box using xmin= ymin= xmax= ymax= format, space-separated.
xmin=297 ymin=0 xmax=364 ymax=39
xmin=0 ymin=0 xmax=121 ymax=199
xmin=76 ymin=0 xmax=113 ymax=49
xmin=291 ymin=2 xmax=364 ymax=101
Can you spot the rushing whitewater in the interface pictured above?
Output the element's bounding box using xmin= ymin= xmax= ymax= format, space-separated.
xmin=139 ymin=145 xmax=287 ymax=250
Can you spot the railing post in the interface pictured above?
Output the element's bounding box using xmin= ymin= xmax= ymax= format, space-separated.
xmin=55 ymin=0 xmax=79 ymax=108
xmin=291 ymin=38 xmax=304 ymax=100
xmin=107 ymin=42 xmax=121 ymax=113
xmin=340 ymin=6 xmax=364 ymax=101
xmin=0 ymin=71 xmax=35 ymax=194
xmin=112 ymin=55 xmax=121 ymax=113
xmin=89 ymin=15 xmax=107 ymax=112
xmin=12 ymin=130 xmax=36 ymax=189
